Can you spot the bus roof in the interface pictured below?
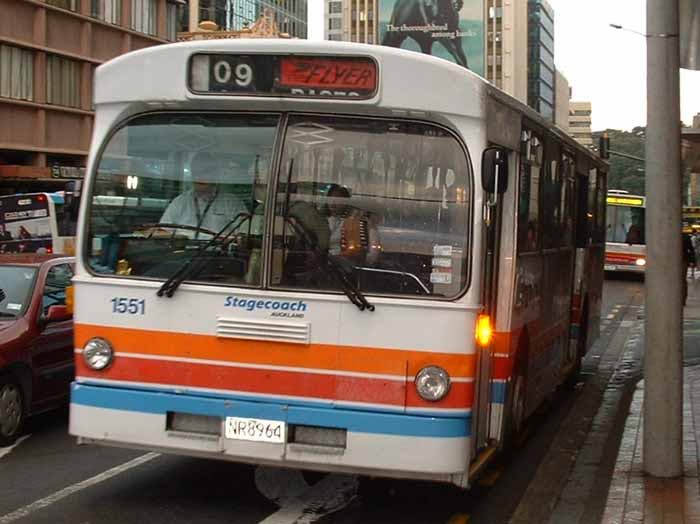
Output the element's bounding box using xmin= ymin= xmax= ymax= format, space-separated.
xmin=94 ymin=40 xmax=487 ymax=119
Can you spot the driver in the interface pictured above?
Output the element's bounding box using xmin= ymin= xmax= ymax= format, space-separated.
xmin=160 ymin=152 xmax=246 ymax=235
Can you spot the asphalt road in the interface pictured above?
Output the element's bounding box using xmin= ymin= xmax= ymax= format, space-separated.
xmin=0 ymin=275 xmax=646 ymax=524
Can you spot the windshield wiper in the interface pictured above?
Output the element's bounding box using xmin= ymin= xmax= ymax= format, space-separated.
xmin=284 ymin=211 xmax=374 ymax=312
xmin=280 ymin=159 xmax=373 ymax=312
xmin=157 ymin=212 xmax=251 ymax=298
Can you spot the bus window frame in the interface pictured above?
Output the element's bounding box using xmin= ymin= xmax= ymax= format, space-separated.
xmin=517 ymin=125 xmax=544 ymax=254
xmin=82 ymin=110 xmax=476 ymax=302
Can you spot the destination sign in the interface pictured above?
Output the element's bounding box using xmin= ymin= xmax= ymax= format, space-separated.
xmin=189 ymin=54 xmax=378 ymax=99
xmin=606 ymin=196 xmax=645 ymax=206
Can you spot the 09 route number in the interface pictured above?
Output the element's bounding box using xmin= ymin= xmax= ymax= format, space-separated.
xmin=111 ymin=297 xmax=145 ymax=315
xmin=211 ymin=57 xmax=256 ymax=91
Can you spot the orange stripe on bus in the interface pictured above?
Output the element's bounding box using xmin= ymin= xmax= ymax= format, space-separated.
xmin=75 ymin=324 xmax=476 ymax=379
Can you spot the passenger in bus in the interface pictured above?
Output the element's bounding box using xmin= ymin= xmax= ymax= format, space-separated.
xmin=324 ymin=185 xmax=381 ymax=266
xmin=626 ymin=223 xmax=642 ymax=244
xmin=159 ymin=152 xmax=246 ymax=236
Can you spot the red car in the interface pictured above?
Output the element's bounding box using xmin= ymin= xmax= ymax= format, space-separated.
xmin=0 ymin=254 xmax=74 ymax=446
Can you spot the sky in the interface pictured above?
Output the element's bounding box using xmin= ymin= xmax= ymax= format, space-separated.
xmin=306 ymin=0 xmax=700 ymax=132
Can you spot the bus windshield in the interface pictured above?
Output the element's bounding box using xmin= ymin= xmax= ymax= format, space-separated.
xmin=86 ymin=112 xmax=472 ymax=298
xmin=606 ymin=204 xmax=645 ymax=245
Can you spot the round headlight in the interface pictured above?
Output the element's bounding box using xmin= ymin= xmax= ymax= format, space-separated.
xmin=415 ymin=366 xmax=451 ymax=402
xmin=635 ymin=258 xmax=646 ymax=266
xmin=83 ymin=338 xmax=114 ymax=371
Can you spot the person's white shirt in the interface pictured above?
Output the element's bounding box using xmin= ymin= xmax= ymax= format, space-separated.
xmin=160 ymin=188 xmax=245 ymax=234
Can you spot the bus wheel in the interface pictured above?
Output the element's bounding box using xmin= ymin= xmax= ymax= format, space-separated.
xmin=0 ymin=375 xmax=26 ymax=447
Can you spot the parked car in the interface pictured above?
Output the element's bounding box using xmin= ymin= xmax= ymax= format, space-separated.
xmin=0 ymin=254 xmax=74 ymax=446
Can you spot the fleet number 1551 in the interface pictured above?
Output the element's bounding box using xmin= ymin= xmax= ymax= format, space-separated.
xmin=111 ymin=297 xmax=145 ymax=315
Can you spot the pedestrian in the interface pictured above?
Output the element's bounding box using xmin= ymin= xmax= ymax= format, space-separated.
xmin=683 ymin=232 xmax=696 ymax=305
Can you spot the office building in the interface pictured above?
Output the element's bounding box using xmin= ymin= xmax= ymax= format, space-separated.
xmin=0 ymin=0 xmax=186 ymax=192
xmin=527 ymin=0 xmax=555 ymax=121
xmin=569 ymin=101 xmax=593 ymax=146
xmin=323 ymin=0 xmax=375 ymax=44
xmin=554 ymin=69 xmax=569 ymax=132
xmin=485 ymin=0 xmax=528 ymax=105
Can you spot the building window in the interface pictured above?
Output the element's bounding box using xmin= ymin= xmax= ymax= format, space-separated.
xmin=329 ymin=18 xmax=341 ymax=30
xmin=166 ymin=1 xmax=180 ymax=40
xmin=0 ymin=45 xmax=34 ymax=102
xmin=46 ymin=55 xmax=81 ymax=108
xmin=328 ymin=33 xmax=342 ymax=41
xmin=132 ymin=0 xmax=157 ymax=35
xmin=329 ymin=1 xmax=342 ymax=14
xmin=91 ymin=0 xmax=121 ymax=24
xmin=47 ymin=0 xmax=80 ymax=11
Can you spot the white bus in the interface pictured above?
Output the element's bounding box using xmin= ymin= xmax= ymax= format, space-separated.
xmin=68 ymin=40 xmax=607 ymax=488
xmin=604 ymin=190 xmax=646 ymax=273
xmin=0 ymin=192 xmax=79 ymax=255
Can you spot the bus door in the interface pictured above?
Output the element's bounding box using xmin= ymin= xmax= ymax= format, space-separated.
xmin=474 ymin=144 xmax=510 ymax=453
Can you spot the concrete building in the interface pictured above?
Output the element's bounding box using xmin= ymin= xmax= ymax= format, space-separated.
xmin=485 ymin=0 xmax=528 ymax=105
xmin=554 ymin=69 xmax=569 ymax=132
xmin=195 ymin=0 xmax=307 ymax=37
xmin=527 ymin=0 xmax=555 ymax=121
xmin=569 ymin=101 xmax=593 ymax=146
xmin=0 ymin=0 xmax=185 ymax=193
xmin=323 ymin=0 xmax=375 ymax=44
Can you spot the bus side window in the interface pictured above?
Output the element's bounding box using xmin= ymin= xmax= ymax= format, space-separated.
xmin=574 ymin=171 xmax=589 ymax=248
xmin=518 ymin=129 xmax=542 ymax=253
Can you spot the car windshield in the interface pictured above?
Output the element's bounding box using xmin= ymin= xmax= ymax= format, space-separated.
xmin=0 ymin=266 xmax=37 ymax=318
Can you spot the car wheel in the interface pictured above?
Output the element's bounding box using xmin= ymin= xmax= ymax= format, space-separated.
xmin=0 ymin=376 xmax=26 ymax=447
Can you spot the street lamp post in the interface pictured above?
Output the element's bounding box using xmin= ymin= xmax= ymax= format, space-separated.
xmin=645 ymin=0 xmax=683 ymax=478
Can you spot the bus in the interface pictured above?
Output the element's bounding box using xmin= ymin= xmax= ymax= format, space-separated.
xmin=683 ymin=206 xmax=700 ymax=234
xmin=0 ymin=191 xmax=80 ymax=255
xmin=604 ymin=190 xmax=646 ymax=273
xmin=67 ymin=41 xmax=607 ymax=488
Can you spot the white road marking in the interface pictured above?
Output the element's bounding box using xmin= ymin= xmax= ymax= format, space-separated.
xmin=0 ymin=436 xmax=30 ymax=460
xmin=0 ymin=452 xmax=160 ymax=524
xmin=255 ymin=467 xmax=358 ymax=524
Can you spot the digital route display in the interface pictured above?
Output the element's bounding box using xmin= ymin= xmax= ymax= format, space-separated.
xmin=189 ymin=54 xmax=378 ymax=99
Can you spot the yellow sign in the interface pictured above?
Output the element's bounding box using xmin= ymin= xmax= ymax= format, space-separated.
xmin=606 ymin=196 xmax=645 ymax=206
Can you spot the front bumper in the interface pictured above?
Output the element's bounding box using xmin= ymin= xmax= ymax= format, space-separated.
xmin=69 ymin=382 xmax=471 ymax=484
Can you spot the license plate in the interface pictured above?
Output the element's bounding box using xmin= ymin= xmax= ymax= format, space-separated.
xmin=225 ymin=417 xmax=285 ymax=443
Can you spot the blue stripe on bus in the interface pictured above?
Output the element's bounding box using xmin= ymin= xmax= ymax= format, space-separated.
xmin=71 ymin=383 xmax=471 ymax=438
xmin=491 ymin=381 xmax=507 ymax=404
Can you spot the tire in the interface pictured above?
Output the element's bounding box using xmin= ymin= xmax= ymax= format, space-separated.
xmin=0 ymin=375 xmax=26 ymax=447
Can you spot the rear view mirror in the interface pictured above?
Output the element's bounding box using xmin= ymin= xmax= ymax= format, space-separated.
xmin=482 ymin=147 xmax=509 ymax=194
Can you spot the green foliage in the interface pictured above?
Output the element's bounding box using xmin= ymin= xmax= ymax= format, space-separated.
xmin=592 ymin=128 xmax=646 ymax=195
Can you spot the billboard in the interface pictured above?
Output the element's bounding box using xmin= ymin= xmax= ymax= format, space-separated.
xmin=378 ymin=0 xmax=485 ymax=77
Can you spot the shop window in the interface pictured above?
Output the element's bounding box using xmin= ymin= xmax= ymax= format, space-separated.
xmin=0 ymin=45 xmax=34 ymax=102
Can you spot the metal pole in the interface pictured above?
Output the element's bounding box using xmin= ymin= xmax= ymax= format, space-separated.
xmin=644 ymin=0 xmax=683 ymax=477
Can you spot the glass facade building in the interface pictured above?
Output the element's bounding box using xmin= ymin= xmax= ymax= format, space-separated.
xmin=199 ymin=0 xmax=307 ymax=37
xmin=527 ymin=0 xmax=555 ymax=121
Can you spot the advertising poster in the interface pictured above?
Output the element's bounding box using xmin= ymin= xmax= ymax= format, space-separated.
xmin=378 ymin=0 xmax=485 ymax=77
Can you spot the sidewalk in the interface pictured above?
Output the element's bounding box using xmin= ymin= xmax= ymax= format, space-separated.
xmin=600 ymin=279 xmax=700 ymax=524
